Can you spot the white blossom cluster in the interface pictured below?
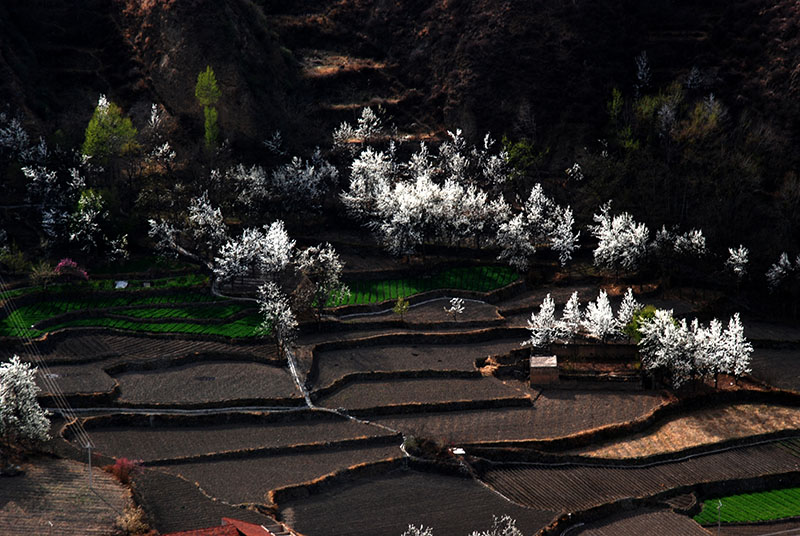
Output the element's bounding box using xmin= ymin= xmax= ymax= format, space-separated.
xmin=0 ymin=114 xmax=29 ymax=156
xmin=213 ymin=220 xmax=295 ymax=282
xmin=22 ymin=161 xmax=127 ymax=259
xmin=444 ymin=297 xmax=465 ymax=319
xmin=256 ymin=281 xmax=298 ymax=356
xmin=651 ymin=225 xmax=707 ymax=261
xmin=565 ymin=162 xmax=583 ymax=182
xmin=725 ymin=245 xmax=749 ymax=282
xmin=332 ymin=107 xmax=386 ymax=152
xmin=0 ymin=113 xmax=49 ymax=164
xmin=401 ymin=515 xmax=522 ymax=536
xmin=342 ymin=141 xmax=515 ymax=256
xmin=524 ymin=288 xmax=642 ymax=348
xmin=230 ymin=149 xmax=337 ymax=214
xmin=0 ymin=356 xmax=50 ymax=448
xmin=497 ymin=184 xmax=579 ymax=270
xmin=766 ymin=252 xmax=800 ymax=291
xmin=188 ymin=191 xmax=228 ymax=254
xmin=590 ymin=201 xmax=650 ymax=272
xmin=263 ymin=130 xmax=286 ymax=155
xmin=340 ymin=125 xmax=578 ymax=268
xmin=638 ymin=310 xmax=752 ymax=389
xmin=297 ymin=242 xmax=350 ymax=318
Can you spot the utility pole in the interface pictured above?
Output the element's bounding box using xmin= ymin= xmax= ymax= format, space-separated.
xmin=717 ymin=499 xmax=722 ymax=536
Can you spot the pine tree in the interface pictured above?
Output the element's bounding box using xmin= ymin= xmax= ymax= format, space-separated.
xmin=195 ymin=66 xmax=222 ymax=149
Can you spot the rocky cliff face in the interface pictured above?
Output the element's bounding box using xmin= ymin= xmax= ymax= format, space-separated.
xmin=1 ymin=0 xmax=797 ymax=149
xmin=0 ymin=0 xmax=297 ymax=149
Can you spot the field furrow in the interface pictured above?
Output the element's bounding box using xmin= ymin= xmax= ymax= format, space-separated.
xmin=482 ymin=442 xmax=800 ymax=512
xmin=278 ymin=468 xmax=557 ymax=536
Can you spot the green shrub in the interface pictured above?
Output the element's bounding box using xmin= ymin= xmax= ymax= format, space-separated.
xmin=0 ymin=244 xmax=29 ymax=273
xmin=623 ymin=304 xmax=657 ymax=342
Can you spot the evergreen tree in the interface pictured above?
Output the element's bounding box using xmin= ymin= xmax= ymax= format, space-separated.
xmin=195 ymin=66 xmax=222 ymax=149
xmin=82 ymin=95 xmax=137 ymax=164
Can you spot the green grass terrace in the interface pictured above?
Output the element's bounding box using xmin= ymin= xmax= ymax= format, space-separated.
xmin=695 ymin=485 xmax=800 ymax=525
xmin=0 ymin=266 xmax=519 ymax=339
xmin=329 ymin=265 xmax=518 ymax=306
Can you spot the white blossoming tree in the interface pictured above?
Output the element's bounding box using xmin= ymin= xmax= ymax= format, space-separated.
xmin=638 ymin=309 xmax=752 ymax=389
xmin=723 ymin=313 xmax=753 ymax=383
xmin=524 ymin=293 xmax=559 ymax=348
xmin=582 ymin=290 xmax=617 ymax=341
xmin=650 ymin=226 xmax=707 ymax=279
xmin=269 ymin=149 xmax=338 ymax=213
xmin=695 ymin=318 xmax=727 ymax=387
xmin=256 ymin=282 xmax=298 ymax=357
xmin=337 ymin=120 xmax=577 ymax=263
xmin=333 ymin=107 xmax=385 ymax=153
xmin=497 ymin=184 xmax=579 ymax=271
xmin=296 ymin=243 xmax=350 ymax=323
xmin=444 ymin=297 xmax=465 ymax=321
xmin=590 ymin=201 xmax=649 ymax=274
xmin=213 ymin=221 xmax=295 ymax=284
xmin=638 ymin=309 xmax=691 ymax=388
xmin=725 ymin=245 xmax=749 ymax=285
xmin=559 ymin=291 xmax=582 ymax=340
xmin=0 ymin=356 xmax=50 ymax=467
xmin=616 ymin=287 xmax=641 ymax=333
xmin=766 ymin=252 xmax=799 ymax=292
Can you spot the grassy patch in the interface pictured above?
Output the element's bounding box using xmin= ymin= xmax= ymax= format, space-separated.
xmin=331 ymin=266 xmax=518 ymax=306
xmin=44 ymin=313 xmax=263 ymax=339
xmin=0 ymin=283 xmax=257 ymax=338
xmin=695 ymin=486 xmax=800 ymax=524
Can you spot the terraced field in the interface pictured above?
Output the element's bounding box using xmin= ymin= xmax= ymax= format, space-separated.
xmin=371 ymin=390 xmax=668 ymax=444
xmin=695 ymin=486 xmax=800 ymax=524
xmin=479 ymin=440 xmax=800 ymax=512
xmin=316 ymin=376 xmax=531 ymax=412
xmin=330 ymin=265 xmax=519 ymax=306
xmin=9 ymin=265 xmax=800 ymax=535
xmin=156 ymin=441 xmax=402 ymax=505
xmin=80 ymin=413 xmax=396 ymax=462
xmin=114 ymin=360 xmax=301 ymax=407
xmin=572 ymin=403 xmax=800 ymax=458
xmin=311 ymin=337 xmax=522 ymax=390
xmin=0 ymin=457 xmax=131 ymax=536
xmin=570 ymin=508 xmax=711 ymax=535
xmin=278 ymin=468 xmax=558 ymax=536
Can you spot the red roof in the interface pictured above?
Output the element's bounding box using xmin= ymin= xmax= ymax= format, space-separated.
xmin=161 ymin=526 xmax=240 ymax=536
xmin=162 ymin=518 xmax=276 ymax=536
xmin=223 ymin=518 xmax=276 ymax=536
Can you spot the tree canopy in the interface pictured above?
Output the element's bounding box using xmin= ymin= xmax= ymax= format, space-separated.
xmin=81 ymin=95 xmax=137 ymax=163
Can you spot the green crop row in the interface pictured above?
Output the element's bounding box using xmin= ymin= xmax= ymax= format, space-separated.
xmin=122 ymin=304 xmax=252 ymax=320
xmin=42 ymin=313 xmax=264 ymax=339
xmin=329 ymin=265 xmax=518 ymax=306
xmin=0 ymin=292 xmax=246 ymax=338
xmin=695 ymin=486 xmax=800 ymax=524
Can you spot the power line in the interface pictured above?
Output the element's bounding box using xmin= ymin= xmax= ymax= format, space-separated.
xmin=0 ymin=275 xmax=93 ymax=448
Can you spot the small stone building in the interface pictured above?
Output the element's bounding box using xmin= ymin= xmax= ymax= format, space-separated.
xmin=530 ymin=354 xmax=559 ymax=385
